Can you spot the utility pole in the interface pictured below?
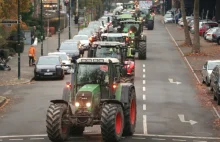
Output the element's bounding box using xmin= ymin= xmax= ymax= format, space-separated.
xmin=69 ymin=0 xmax=71 ymax=39
xmin=58 ymin=0 xmax=61 ymax=50
xmin=17 ymin=0 xmax=21 ymax=79
xmin=41 ymin=0 xmax=43 ymax=56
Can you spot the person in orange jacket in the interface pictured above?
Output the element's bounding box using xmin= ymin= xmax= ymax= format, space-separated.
xmin=28 ymin=45 xmax=36 ymax=66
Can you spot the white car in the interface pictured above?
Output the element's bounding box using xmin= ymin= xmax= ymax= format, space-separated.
xmin=202 ymin=60 xmax=220 ymax=86
xmin=164 ymin=14 xmax=173 ymax=23
xmin=48 ymin=52 xmax=72 ymax=74
xmin=204 ymin=27 xmax=219 ymax=41
xmin=72 ymin=35 xmax=90 ymax=50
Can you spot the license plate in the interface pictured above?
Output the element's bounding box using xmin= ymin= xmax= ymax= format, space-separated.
xmin=44 ymin=72 xmax=53 ymax=75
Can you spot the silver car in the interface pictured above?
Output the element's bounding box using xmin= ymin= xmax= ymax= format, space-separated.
xmin=202 ymin=60 xmax=220 ymax=86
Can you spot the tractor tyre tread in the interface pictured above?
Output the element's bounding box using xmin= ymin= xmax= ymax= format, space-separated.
xmin=138 ymin=42 xmax=147 ymax=60
xmin=101 ymin=104 xmax=124 ymax=142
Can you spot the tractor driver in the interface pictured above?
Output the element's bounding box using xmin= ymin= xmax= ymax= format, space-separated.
xmin=99 ymin=65 xmax=109 ymax=84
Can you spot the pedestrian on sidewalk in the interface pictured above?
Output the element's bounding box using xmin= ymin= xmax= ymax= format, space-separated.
xmin=74 ymin=14 xmax=79 ymax=24
xmin=31 ymin=26 xmax=36 ymax=44
xmin=28 ymin=45 xmax=36 ymax=66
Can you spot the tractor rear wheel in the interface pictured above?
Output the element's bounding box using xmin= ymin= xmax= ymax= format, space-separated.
xmin=46 ymin=103 xmax=70 ymax=142
xmin=123 ymin=88 xmax=136 ymax=136
xmin=101 ymin=104 xmax=124 ymax=142
xmin=147 ymin=20 xmax=154 ymax=30
xmin=138 ymin=41 xmax=146 ymax=60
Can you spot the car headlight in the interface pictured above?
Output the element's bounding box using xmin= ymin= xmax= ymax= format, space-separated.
xmin=75 ymin=102 xmax=80 ymax=107
xmin=86 ymin=102 xmax=91 ymax=107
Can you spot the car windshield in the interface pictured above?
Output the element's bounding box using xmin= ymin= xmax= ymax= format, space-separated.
xmin=102 ymin=36 xmax=124 ymax=42
xmin=49 ymin=54 xmax=68 ymax=60
xmin=96 ymin=46 xmax=121 ymax=59
xmin=77 ymin=64 xmax=109 ymax=85
xmin=60 ymin=43 xmax=78 ymax=50
xmin=37 ymin=57 xmax=59 ymax=65
xmin=208 ymin=62 xmax=220 ymax=70
xmin=73 ymin=35 xmax=88 ymax=40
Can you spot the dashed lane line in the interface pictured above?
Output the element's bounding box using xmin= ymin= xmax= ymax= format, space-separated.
xmin=172 ymin=139 xmax=186 ymax=141
xmin=193 ymin=140 xmax=207 ymax=142
xmin=143 ymin=115 xmax=148 ymax=135
xmin=143 ymin=95 xmax=146 ymax=100
xmin=0 ymin=134 xmax=47 ymax=139
xmin=9 ymin=139 xmax=23 ymax=141
xmin=30 ymin=138 xmax=45 ymax=140
xmin=152 ymin=138 xmax=166 ymax=141
xmin=143 ymin=64 xmax=145 ymax=68
xmin=143 ymin=87 xmax=146 ymax=91
xmin=132 ymin=137 xmax=146 ymax=140
xmin=143 ymin=80 xmax=146 ymax=85
xmin=143 ymin=69 xmax=146 ymax=73
xmin=143 ymin=74 xmax=146 ymax=78
xmin=143 ymin=104 xmax=146 ymax=110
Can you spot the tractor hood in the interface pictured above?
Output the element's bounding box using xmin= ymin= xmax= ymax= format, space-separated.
xmin=78 ymin=84 xmax=100 ymax=94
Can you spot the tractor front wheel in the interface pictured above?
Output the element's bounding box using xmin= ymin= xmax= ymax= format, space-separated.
xmin=101 ymin=104 xmax=124 ymax=142
xmin=147 ymin=20 xmax=154 ymax=30
xmin=138 ymin=41 xmax=147 ymax=60
xmin=46 ymin=104 xmax=70 ymax=142
xmin=123 ymin=88 xmax=137 ymax=136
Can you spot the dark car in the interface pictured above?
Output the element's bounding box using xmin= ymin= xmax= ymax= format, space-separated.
xmin=210 ymin=65 xmax=220 ymax=105
xmin=212 ymin=28 xmax=220 ymax=45
xmin=34 ymin=56 xmax=65 ymax=80
xmin=59 ymin=41 xmax=80 ymax=62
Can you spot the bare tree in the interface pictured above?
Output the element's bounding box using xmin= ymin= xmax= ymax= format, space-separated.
xmin=192 ymin=0 xmax=200 ymax=53
xmin=180 ymin=0 xmax=192 ymax=46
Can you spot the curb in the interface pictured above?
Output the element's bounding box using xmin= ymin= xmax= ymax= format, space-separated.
xmin=0 ymin=96 xmax=6 ymax=107
xmin=0 ymin=77 xmax=34 ymax=87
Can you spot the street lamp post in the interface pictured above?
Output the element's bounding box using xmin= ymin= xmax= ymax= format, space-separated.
xmin=58 ymin=0 xmax=61 ymax=50
xmin=17 ymin=0 xmax=21 ymax=79
xmin=68 ymin=0 xmax=71 ymax=39
xmin=41 ymin=0 xmax=44 ymax=56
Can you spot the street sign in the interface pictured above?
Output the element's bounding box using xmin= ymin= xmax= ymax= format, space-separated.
xmin=0 ymin=19 xmax=18 ymax=24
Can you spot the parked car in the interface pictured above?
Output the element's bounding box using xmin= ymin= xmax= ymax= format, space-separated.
xmin=164 ymin=13 xmax=173 ymax=23
xmin=59 ymin=41 xmax=80 ymax=62
xmin=199 ymin=22 xmax=218 ymax=36
xmin=212 ymin=28 xmax=220 ymax=45
xmin=72 ymin=35 xmax=90 ymax=50
xmin=202 ymin=60 xmax=220 ymax=86
xmin=210 ymin=65 xmax=220 ymax=105
xmin=34 ymin=56 xmax=65 ymax=80
xmin=204 ymin=27 xmax=219 ymax=41
xmin=48 ymin=52 xmax=72 ymax=73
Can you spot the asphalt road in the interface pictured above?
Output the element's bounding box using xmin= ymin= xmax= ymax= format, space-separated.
xmin=0 ymin=16 xmax=220 ymax=142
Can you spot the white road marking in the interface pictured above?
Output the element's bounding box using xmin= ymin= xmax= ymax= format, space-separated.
xmin=168 ymin=78 xmax=182 ymax=85
xmin=143 ymin=80 xmax=146 ymax=84
xmin=193 ymin=140 xmax=207 ymax=142
xmin=3 ymin=90 xmax=12 ymax=95
xmin=30 ymin=138 xmax=45 ymax=140
xmin=0 ymin=134 xmax=47 ymax=138
xmin=143 ymin=104 xmax=146 ymax=110
xmin=143 ymin=69 xmax=145 ymax=73
xmin=132 ymin=137 xmax=146 ymax=139
xmin=213 ymin=106 xmax=220 ymax=118
xmin=143 ymin=87 xmax=146 ymax=91
xmin=178 ymin=114 xmax=197 ymax=125
xmin=9 ymin=139 xmax=23 ymax=141
xmin=143 ymin=74 xmax=146 ymax=78
xmin=152 ymin=138 xmax=166 ymax=141
xmin=143 ymin=95 xmax=146 ymax=100
xmin=143 ymin=115 xmax=148 ymax=135
xmin=166 ymin=25 xmax=220 ymax=121
xmin=173 ymin=139 xmax=186 ymax=141
xmin=143 ymin=64 xmax=145 ymax=68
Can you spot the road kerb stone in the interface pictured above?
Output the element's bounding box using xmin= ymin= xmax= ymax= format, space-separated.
xmin=0 ymin=96 xmax=6 ymax=107
xmin=0 ymin=78 xmax=33 ymax=87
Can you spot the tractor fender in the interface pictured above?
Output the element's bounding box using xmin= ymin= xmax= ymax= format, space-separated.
xmin=50 ymin=100 xmax=75 ymax=115
xmin=101 ymin=99 xmax=124 ymax=108
xmin=120 ymin=83 xmax=135 ymax=104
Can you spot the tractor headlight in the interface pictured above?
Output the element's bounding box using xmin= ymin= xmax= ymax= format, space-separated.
xmin=75 ymin=102 xmax=80 ymax=107
xmin=86 ymin=102 xmax=91 ymax=107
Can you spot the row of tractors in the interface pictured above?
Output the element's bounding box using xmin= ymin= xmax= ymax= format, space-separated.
xmin=46 ymin=1 xmax=154 ymax=142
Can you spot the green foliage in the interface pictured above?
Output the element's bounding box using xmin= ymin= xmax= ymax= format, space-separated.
xmin=21 ymin=3 xmax=34 ymax=23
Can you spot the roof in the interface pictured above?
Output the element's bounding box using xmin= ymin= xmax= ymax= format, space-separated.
xmin=48 ymin=52 xmax=67 ymax=55
xmin=101 ymin=33 xmax=129 ymax=37
xmin=40 ymin=55 xmax=59 ymax=58
xmin=63 ymin=40 xmax=79 ymax=43
xmin=207 ymin=60 xmax=220 ymax=63
xmin=92 ymin=41 xmax=125 ymax=46
xmin=77 ymin=58 xmax=120 ymax=63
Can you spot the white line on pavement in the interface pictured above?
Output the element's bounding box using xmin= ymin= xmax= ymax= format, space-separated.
xmin=193 ymin=140 xmax=207 ymax=142
xmin=143 ymin=104 xmax=146 ymax=110
xmin=143 ymin=115 xmax=148 ymax=135
xmin=143 ymin=87 xmax=146 ymax=91
xmin=132 ymin=137 xmax=146 ymax=139
xmin=143 ymin=64 xmax=145 ymax=68
xmin=213 ymin=106 xmax=220 ymax=118
xmin=30 ymin=138 xmax=45 ymax=140
xmin=143 ymin=74 xmax=146 ymax=78
xmin=143 ymin=95 xmax=146 ymax=100
xmin=143 ymin=80 xmax=146 ymax=84
xmin=9 ymin=139 xmax=23 ymax=141
xmin=0 ymin=134 xmax=47 ymax=138
xmin=152 ymin=138 xmax=166 ymax=141
xmin=3 ymin=90 xmax=12 ymax=95
xmin=143 ymin=69 xmax=145 ymax=73
xmin=172 ymin=139 xmax=186 ymax=141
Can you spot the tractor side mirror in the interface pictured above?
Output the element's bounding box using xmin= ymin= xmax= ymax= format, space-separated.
xmin=131 ymin=49 xmax=136 ymax=55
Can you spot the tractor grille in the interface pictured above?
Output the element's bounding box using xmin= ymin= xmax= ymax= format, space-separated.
xmin=76 ymin=91 xmax=92 ymax=107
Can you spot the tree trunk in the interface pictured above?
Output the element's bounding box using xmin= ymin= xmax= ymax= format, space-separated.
xmin=192 ymin=0 xmax=200 ymax=53
xmin=180 ymin=0 xmax=192 ymax=46
xmin=33 ymin=0 xmax=39 ymax=18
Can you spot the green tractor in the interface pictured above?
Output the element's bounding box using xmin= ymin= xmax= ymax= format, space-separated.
xmin=46 ymin=58 xmax=137 ymax=142
xmin=117 ymin=20 xmax=146 ymax=60
xmin=144 ymin=8 xmax=155 ymax=30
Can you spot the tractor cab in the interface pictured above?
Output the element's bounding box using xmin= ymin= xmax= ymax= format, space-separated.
xmin=118 ymin=20 xmax=143 ymax=36
xmin=123 ymin=2 xmax=135 ymax=10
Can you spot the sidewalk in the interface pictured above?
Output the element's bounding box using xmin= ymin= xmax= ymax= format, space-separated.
xmin=0 ymin=24 xmax=79 ymax=87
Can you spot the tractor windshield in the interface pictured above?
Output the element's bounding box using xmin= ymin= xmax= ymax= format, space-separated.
xmin=95 ymin=46 xmax=121 ymax=60
xmin=122 ymin=23 xmax=139 ymax=33
xmin=102 ymin=36 xmax=124 ymax=42
xmin=77 ymin=64 xmax=109 ymax=85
